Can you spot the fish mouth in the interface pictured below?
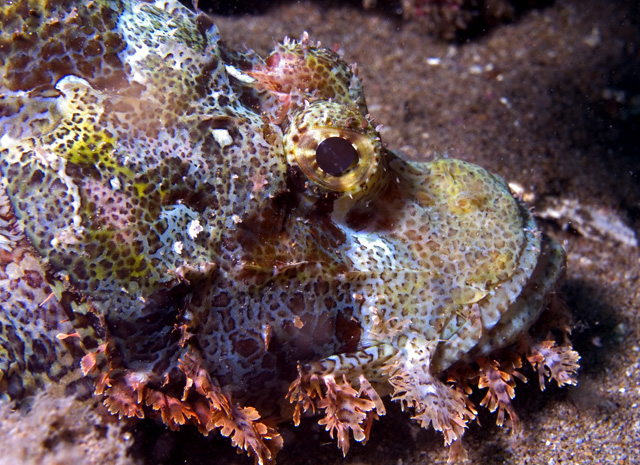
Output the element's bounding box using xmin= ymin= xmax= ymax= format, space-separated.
xmin=432 ymin=233 xmax=566 ymax=374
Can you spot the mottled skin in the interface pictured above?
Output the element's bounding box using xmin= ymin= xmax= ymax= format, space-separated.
xmin=0 ymin=1 xmax=579 ymax=463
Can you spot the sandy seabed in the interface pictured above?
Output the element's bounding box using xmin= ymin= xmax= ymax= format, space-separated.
xmin=3 ymin=1 xmax=639 ymax=464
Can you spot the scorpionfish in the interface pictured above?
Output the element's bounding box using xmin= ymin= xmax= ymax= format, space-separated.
xmin=0 ymin=0 xmax=580 ymax=463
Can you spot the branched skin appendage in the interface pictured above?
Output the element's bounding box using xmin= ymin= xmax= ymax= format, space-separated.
xmin=0 ymin=1 xmax=579 ymax=463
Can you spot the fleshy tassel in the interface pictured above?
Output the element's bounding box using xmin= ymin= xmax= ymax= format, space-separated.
xmin=180 ymin=352 xmax=283 ymax=465
xmin=287 ymin=370 xmax=385 ymax=456
xmin=526 ymin=340 xmax=580 ymax=390
xmin=387 ymin=364 xmax=476 ymax=446
xmin=476 ymin=357 xmax=526 ymax=433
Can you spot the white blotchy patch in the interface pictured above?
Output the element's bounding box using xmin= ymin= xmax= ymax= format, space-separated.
xmin=173 ymin=241 xmax=183 ymax=255
xmin=187 ymin=219 xmax=203 ymax=240
xmin=110 ymin=177 xmax=122 ymax=190
xmin=212 ymin=129 xmax=233 ymax=148
xmin=225 ymin=64 xmax=256 ymax=83
xmin=345 ymin=230 xmax=396 ymax=271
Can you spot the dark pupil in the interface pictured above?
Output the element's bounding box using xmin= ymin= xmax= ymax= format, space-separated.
xmin=315 ymin=137 xmax=358 ymax=176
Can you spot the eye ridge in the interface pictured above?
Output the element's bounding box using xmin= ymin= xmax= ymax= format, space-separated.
xmin=315 ymin=136 xmax=358 ymax=176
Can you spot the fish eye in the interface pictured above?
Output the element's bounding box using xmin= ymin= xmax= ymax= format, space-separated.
xmin=315 ymin=137 xmax=359 ymax=176
xmin=284 ymin=101 xmax=383 ymax=194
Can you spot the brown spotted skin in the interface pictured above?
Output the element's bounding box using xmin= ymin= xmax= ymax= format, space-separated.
xmin=0 ymin=0 xmax=128 ymax=92
xmin=0 ymin=188 xmax=81 ymax=399
xmin=0 ymin=1 xmax=578 ymax=463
